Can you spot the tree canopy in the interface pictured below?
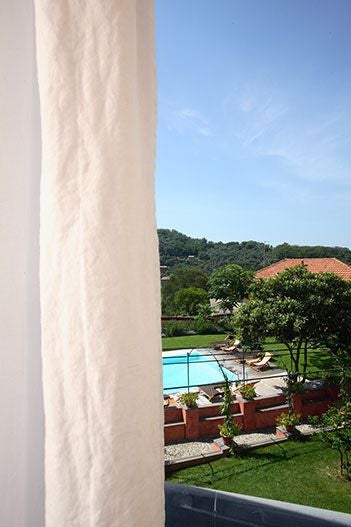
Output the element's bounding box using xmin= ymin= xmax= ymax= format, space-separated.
xmin=158 ymin=228 xmax=351 ymax=274
xmin=208 ymin=264 xmax=253 ymax=312
xmin=235 ymin=266 xmax=351 ymax=377
xmin=174 ymin=287 xmax=209 ymax=316
xmin=161 ymin=267 xmax=209 ymax=315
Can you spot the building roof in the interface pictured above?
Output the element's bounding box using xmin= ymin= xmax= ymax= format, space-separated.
xmin=255 ymin=258 xmax=351 ymax=281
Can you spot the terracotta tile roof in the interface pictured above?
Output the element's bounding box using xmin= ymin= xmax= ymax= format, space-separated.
xmin=255 ymin=258 xmax=351 ymax=281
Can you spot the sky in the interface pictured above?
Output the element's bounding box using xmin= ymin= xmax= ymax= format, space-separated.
xmin=154 ymin=0 xmax=351 ymax=247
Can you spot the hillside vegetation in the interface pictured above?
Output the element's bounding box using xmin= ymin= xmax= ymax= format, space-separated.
xmin=158 ymin=229 xmax=351 ymax=273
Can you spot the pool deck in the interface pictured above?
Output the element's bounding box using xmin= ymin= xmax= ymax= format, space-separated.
xmin=216 ymin=349 xmax=287 ymax=397
xmin=163 ymin=347 xmax=289 ymax=404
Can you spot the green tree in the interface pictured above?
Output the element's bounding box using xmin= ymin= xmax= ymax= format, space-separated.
xmin=161 ymin=267 xmax=208 ymax=315
xmin=310 ymin=402 xmax=351 ymax=480
xmin=235 ymin=266 xmax=351 ymax=378
xmin=158 ymin=228 xmax=351 ymax=273
xmin=209 ymin=264 xmax=252 ymax=312
xmin=174 ymin=287 xmax=209 ymax=315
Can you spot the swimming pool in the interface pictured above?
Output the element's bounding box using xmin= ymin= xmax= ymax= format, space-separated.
xmin=163 ymin=350 xmax=238 ymax=394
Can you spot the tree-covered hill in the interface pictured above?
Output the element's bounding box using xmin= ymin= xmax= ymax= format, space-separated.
xmin=158 ymin=229 xmax=351 ymax=273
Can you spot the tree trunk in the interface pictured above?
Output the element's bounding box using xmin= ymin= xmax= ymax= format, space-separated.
xmin=302 ymin=340 xmax=308 ymax=382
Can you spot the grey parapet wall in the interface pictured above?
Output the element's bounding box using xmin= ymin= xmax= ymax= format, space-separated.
xmin=165 ymin=483 xmax=351 ymax=527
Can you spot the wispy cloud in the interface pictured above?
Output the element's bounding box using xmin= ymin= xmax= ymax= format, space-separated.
xmin=222 ymin=85 xmax=288 ymax=149
xmin=259 ymin=113 xmax=351 ymax=185
xmin=221 ymin=82 xmax=351 ymax=186
xmin=165 ymin=105 xmax=212 ymax=137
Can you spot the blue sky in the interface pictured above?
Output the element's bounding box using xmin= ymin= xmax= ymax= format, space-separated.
xmin=154 ymin=0 xmax=351 ymax=247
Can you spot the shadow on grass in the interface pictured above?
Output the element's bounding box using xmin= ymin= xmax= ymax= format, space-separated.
xmin=171 ymin=440 xmax=323 ymax=488
xmin=215 ymin=443 xmax=319 ymax=485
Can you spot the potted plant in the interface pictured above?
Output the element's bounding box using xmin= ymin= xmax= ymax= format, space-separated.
xmin=178 ymin=391 xmax=199 ymax=409
xmin=283 ymin=376 xmax=305 ymax=395
xmin=276 ymin=412 xmax=301 ymax=433
xmin=218 ymin=421 xmax=241 ymax=446
xmin=238 ymin=384 xmax=257 ymax=400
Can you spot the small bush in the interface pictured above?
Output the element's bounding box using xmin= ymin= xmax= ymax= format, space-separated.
xmin=283 ymin=378 xmax=305 ymax=395
xmin=321 ymin=371 xmax=342 ymax=387
xmin=194 ymin=319 xmax=219 ymax=335
xmin=215 ymin=316 xmax=234 ymax=332
xmin=162 ymin=321 xmax=192 ymax=337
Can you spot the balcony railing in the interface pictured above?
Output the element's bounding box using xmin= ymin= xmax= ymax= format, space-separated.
xmin=165 ymin=483 xmax=351 ymax=526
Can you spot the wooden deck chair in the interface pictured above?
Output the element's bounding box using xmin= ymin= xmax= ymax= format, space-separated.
xmin=199 ymin=384 xmax=224 ymax=402
xmin=251 ymin=353 xmax=273 ymax=370
xmin=246 ymin=352 xmax=272 ymax=366
xmin=221 ymin=345 xmax=238 ymax=353
xmin=221 ymin=340 xmax=241 ymax=353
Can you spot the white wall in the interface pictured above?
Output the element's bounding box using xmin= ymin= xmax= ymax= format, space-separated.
xmin=0 ymin=1 xmax=44 ymax=525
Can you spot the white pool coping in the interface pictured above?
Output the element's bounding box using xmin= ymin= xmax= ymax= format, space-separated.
xmin=162 ymin=348 xmax=213 ymax=358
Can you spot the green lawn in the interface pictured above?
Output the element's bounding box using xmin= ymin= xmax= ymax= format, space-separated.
xmin=262 ymin=337 xmax=333 ymax=374
xmin=162 ymin=334 xmax=226 ymax=351
xmin=167 ymin=438 xmax=351 ymax=514
xmin=162 ymin=334 xmax=333 ymax=376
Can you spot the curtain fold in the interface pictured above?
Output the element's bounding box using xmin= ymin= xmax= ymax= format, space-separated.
xmin=35 ymin=1 xmax=164 ymax=525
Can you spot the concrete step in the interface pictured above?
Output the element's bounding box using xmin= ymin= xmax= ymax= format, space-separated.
xmin=256 ymin=403 xmax=288 ymax=413
xmin=164 ymin=421 xmax=185 ymax=428
xmin=200 ymin=413 xmax=242 ymax=422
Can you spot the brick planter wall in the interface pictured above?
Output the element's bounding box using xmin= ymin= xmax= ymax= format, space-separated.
xmin=164 ymin=407 xmax=182 ymax=424
xmin=164 ymin=422 xmax=185 ymax=443
xmin=164 ymin=386 xmax=340 ymax=443
xmin=182 ymin=407 xmax=200 ymax=440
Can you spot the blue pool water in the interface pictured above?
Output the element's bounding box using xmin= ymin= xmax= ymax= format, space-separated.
xmin=163 ymin=351 xmax=238 ymax=394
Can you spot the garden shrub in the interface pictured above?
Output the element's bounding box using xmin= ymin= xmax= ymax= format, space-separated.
xmin=162 ymin=321 xmax=192 ymax=337
xmin=193 ymin=318 xmax=219 ymax=335
xmin=215 ymin=316 xmax=234 ymax=333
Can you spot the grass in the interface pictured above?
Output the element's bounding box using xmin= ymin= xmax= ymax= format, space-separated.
xmin=167 ymin=438 xmax=351 ymax=514
xmin=162 ymin=334 xmax=344 ymax=386
xmin=162 ymin=334 xmax=226 ymax=351
xmin=162 ymin=334 xmax=333 ymax=377
xmin=262 ymin=337 xmax=333 ymax=375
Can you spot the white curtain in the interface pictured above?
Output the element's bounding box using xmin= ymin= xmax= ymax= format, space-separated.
xmin=1 ymin=0 xmax=164 ymax=525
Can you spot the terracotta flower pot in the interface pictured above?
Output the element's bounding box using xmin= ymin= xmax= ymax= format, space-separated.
xmin=284 ymin=424 xmax=295 ymax=433
xmin=222 ymin=436 xmax=233 ymax=446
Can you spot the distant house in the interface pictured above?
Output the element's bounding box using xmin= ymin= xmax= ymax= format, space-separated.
xmin=160 ymin=265 xmax=170 ymax=285
xmin=255 ymin=258 xmax=351 ymax=281
xmin=209 ymin=298 xmax=241 ymax=316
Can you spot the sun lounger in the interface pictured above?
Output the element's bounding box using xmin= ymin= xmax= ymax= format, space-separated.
xmin=246 ymin=352 xmax=272 ymax=366
xmin=221 ymin=345 xmax=239 ymax=353
xmin=246 ymin=356 xmax=260 ymax=366
xmin=251 ymin=353 xmax=273 ymax=370
xmin=221 ymin=339 xmax=241 ymax=352
xmin=199 ymin=384 xmax=225 ymax=402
